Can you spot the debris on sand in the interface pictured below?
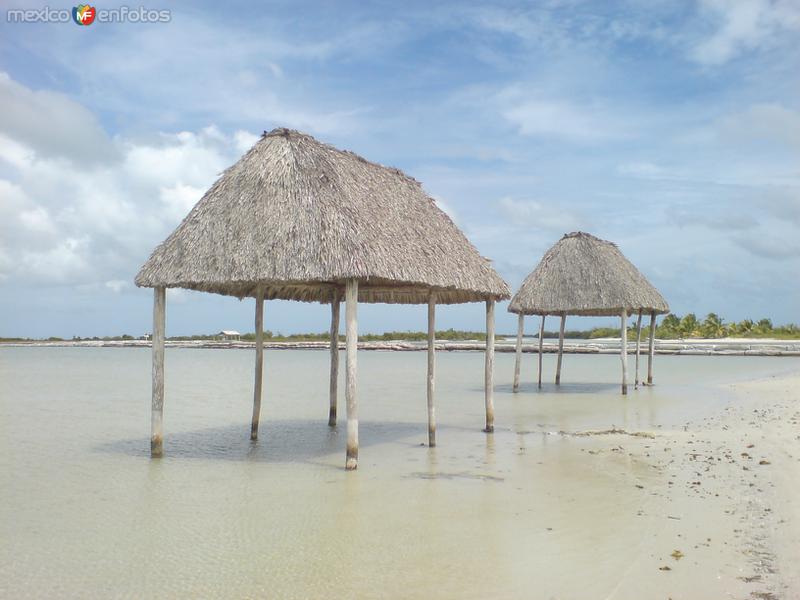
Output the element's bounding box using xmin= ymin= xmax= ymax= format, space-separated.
xmin=670 ymin=550 xmax=684 ymax=560
xmin=556 ymin=428 xmax=656 ymax=439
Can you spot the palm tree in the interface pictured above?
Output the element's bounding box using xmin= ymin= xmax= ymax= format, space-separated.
xmin=680 ymin=313 xmax=699 ymax=338
xmin=734 ymin=319 xmax=754 ymax=336
xmin=658 ymin=313 xmax=680 ymax=338
xmin=701 ymin=313 xmax=726 ymax=338
xmin=755 ymin=318 xmax=773 ymax=335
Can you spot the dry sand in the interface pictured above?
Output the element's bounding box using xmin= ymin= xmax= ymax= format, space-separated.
xmin=559 ymin=372 xmax=800 ymax=599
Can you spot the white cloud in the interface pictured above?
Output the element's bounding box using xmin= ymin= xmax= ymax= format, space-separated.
xmin=690 ymin=0 xmax=800 ymax=65
xmin=0 ymin=74 xmax=258 ymax=287
xmin=159 ymin=183 xmax=205 ymax=221
xmin=20 ymin=237 xmax=91 ymax=283
xmin=498 ymin=197 xmax=585 ymax=232
xmin=105 ymin=280 xmax=130 ymax=293
xmin=716 ymin=103 xmax=800 ymax=148
xmin=616 ymin=162 xmax=670 ymax=179
xmin=15 ymin=15 xmax=374 ymax=137
xmin=431 ymin=195 xmax=460 ymax=224
xmin=502 ymin=98 xmax=634 ymax=142
xmin=734 ymin=231 xmax=800 ymax=259
xmin=0 ymin=132 xmax=35 ymax=170
xmin=0 ymin=71 xmax=116 ymax=164
xmin=234 ymin=130 xmax=260 ymax=155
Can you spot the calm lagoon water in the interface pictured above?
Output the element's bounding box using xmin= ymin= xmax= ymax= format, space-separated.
xmin=0 ymin=347 xmax=794 ymax=599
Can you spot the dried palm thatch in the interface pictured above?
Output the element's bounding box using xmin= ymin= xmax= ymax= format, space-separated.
xmin=135 ymin=128 xmax=509 ymax=304
xmin=508 ymin=232 xmax=669 ymax=317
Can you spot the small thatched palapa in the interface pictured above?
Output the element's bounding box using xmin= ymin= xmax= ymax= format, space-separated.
xmin=136 ymin=128 xmax=510 ymax=470
xmin=508 ymin=232 xmax=669 ymax=394
xmin=508 ymin=232 xmax=669 ymax=317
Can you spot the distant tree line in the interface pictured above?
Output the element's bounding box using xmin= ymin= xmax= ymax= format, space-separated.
xmin=588 ymin=313 xmax=799 ymax=340
xmin=2 ymin=315 xmax=797 ymax=343
xmin=236 ymin=328 xmax=500 ymax=342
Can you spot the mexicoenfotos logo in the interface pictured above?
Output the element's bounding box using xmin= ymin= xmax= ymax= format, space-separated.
xmin=72 ymin=4 xmax=96 ymax=25
xmin=6 ymin=5 xmax=171 ymax=24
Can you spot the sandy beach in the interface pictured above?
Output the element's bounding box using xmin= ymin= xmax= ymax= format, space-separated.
xmin=537 ymin=372 xmax=800 ymax=599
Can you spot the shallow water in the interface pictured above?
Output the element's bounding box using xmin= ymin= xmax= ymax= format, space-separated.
xmin=0 ymin=347 xmax=794 ymax=599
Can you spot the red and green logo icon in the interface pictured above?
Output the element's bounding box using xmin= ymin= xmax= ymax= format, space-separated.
xmin=72 ymin=4 xmax=96 ymax=25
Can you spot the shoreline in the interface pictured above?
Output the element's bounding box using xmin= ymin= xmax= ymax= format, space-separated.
xmin=2 ymin=338 xmax=799 ymax=356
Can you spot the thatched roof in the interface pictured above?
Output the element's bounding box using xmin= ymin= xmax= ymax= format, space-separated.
xmin=508 ymin=232 xmax=669 ymax=316
xmin=135 ymin=128 xmax=509 ymax=304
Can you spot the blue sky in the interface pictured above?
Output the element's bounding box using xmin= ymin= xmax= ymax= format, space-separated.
xmin=1 ymin=0 xmax=798 ymax=337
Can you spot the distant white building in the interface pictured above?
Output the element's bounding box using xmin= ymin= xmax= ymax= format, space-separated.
xmin=218 ymin=330 xmax=241 ymax=341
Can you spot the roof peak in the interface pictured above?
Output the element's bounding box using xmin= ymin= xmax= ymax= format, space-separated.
xmin=562 ymin=231 xmax=606 ymax=242
xmin=262 ymin=127 xmax=307 ymax=139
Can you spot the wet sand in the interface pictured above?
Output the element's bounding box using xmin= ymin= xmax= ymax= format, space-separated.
xmin=530 ymin=373 xmax=800 ymax=599
xmin=1 ymin=348 xmax=798 ymax=599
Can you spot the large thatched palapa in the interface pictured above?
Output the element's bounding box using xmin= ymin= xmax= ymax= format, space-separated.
xmin=136 ymin=128 xmax=510 ymax=469
xmin=508 ymin=231 xmax=669 ymax=394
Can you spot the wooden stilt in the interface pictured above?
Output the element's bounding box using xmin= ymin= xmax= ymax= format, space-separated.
xmin=634 ymin=310 xmax=643 ymax=389
xmin=647 ymin=311 xmax=656 ymax=385
xmin=250 ymin=288 xmax=264 ymax=440
xmin=538 ymin=315 xmax=545 ymax=389
xmin=328 ymin=290 xmax=340 ymax=427
xmin=512 ymin=313 xmax=524 ymax=392
xmin=555 ymin=313 xmax=566 ymax=385
xmin=621 ymin=309 xmax=628 ymax=395
xmin=427 ymin=293 xmax=436 ymax=447
xmin=150 ymin=286 xmax=166 ymax=458
xmin=345 ymin=279 xmax=359 ymax=470
xmin=484 ymin=299 xmax=495 ymax=433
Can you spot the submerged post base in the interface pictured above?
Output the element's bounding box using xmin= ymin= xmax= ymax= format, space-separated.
xmin=151 ymin=437 xmax=163 ymax=458
xmin=345 ymin=453 xmax=358 ymax=471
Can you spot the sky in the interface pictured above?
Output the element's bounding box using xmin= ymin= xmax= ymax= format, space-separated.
xmin=0 ymin=0 xmax=798 ymax=338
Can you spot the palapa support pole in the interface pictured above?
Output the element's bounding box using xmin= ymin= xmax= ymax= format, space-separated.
xmin=151 ymin=286 xmax=166 ymax=457
xmin=512 ymin=313 xmax=524 ymax=393
xmin=647 ymin=311 xmax=656 ymax=385
xmin=538 ymin=315 xmax=545 ymax=389
xmin=555 ymin=313 xmax=566 ymax=385
xmin=484 ymin=298 xmax=495 ymax=433
xmin=634 ymin=310 xmax=643 ymax=389
xmin=345 ymin=279 xmax=359 ymax=470
xmin=621 ymin=309 xmax=628 ymax=395
xmin=427 ymin=293 xmax=436 ymax=447
xmin=328 ymin=289 xmax=341 ymax=427
xmin=250 ymin=288 xmax=265 ymax=440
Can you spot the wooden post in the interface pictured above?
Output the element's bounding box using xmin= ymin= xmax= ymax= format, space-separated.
xmin=250 ymin=288 xmax=265 ymax=440
xmin=512 ymin=313 xmax=524 ymax=393
xmin=634 ymin=310 xmax=643 ymax=389
xmin=345 ymin=279 xmax=359 ymax=470
xmin=484 ymin=299 xmax=495 ymax=433
xmin=621 ymin=309 xmax=628 ymax=395
xmin=538 ymin=315 xmax=545 ymax=389
xmin=647 ymin=311 xmax=656 ymax=385
xmin=427 ymin=293 xmax=436 ymax=447
xmin=150 ymin=286 xmax=166 ymax=458
xmin=328 ymin=290 xmax=340 ymax=427
xmin=555 ymin=313 xmax=566 ymax=385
